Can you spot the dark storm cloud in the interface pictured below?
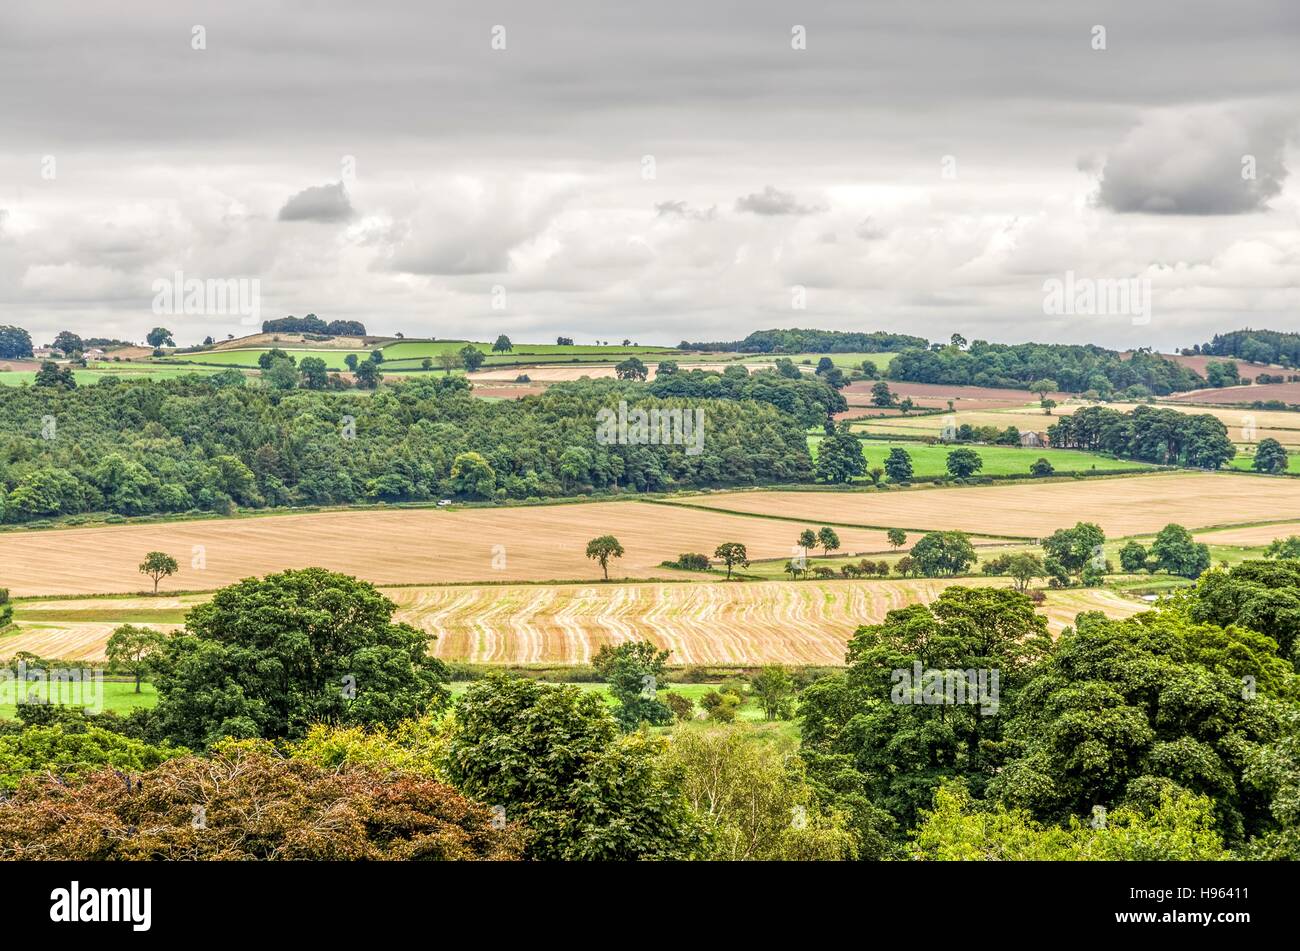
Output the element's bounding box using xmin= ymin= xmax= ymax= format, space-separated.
xmin=278 ymin=183 xmax=355 ymax=222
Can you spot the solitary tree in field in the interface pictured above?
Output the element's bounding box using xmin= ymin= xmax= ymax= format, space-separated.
xmin=797 ymin=529 xmax=817 ymax=563
xmin=344 ymin=353 xmax=359 ymax=372
xmin=139 ymin=551 xmax=179 ymax=594
xmin=887 ymin=528 xmax=908 ymax=551
xmin=946 ymin=448 xmax=983 ymax=479
xmin=460 ymin=345 xmax=486 ymax=372
xmin=1254 ymin=438 xmax=1289 ymax=474
xmin=105 ymin=624 xmax=167 ymax=693
xmin=586 ymin=535 xmax=625 ymax=580
xmin=817 ymin=526 xmax=840 ymax=559
xmin=870 ymin=382 xmax=894 ymax=407
xmin=437 ymin=352 xmax=459 ymax=375
xmin=714 ymin=542 xmax=749 ymax=580
xmin=884 ymin=447 xmax=913 ymax=483
xmin=492 ymin=335 xmax=513 ymax=353
xmin=1029 ymin=378 xmax=1057 ymax=400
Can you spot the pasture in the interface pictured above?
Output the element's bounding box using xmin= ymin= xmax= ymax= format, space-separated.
xmin=808 ymin=438 xmax=1157 ymax=478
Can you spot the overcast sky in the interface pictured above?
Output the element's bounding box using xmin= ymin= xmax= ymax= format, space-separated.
xmin=1 ymin=0 xmax=1297 ymax=350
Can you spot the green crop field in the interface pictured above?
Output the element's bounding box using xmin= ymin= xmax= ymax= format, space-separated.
xmin=1229 ymin=452 xmax=1300 ymax=474
xmin=0 ymin=364 xmax=229 ymax=386
xmin=807 ymin=437 xmax=1158 ymax=478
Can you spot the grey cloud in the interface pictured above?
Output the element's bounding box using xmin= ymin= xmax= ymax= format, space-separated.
xmin=1095 ymin=107 xmax=1291 ymax=214
xmin=278 ymin=183 xmax=354 ymax=222
xmin=655 ymin=201 xmax=717 ymax=221
xmin=735 ymin=186 xmax=826 ymax=216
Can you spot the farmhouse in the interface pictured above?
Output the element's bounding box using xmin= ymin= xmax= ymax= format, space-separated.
xmin=32 ymin=346 xmax=62 ymax=360
xmin=1019 ymin=431 xmax=1049 ymax=448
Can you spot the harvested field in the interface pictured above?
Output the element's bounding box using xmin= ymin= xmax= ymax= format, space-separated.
xmin=669 ymin=472 xmax=1300 ymax=539
xmin=468 ymin=362 xmax=767 ymax=383
xmin=1193 ymin=522 xmax=1300 ymax=546
xmin=0 ymin=578 xmax=1148 ymax=665
xmin=855 ymin=402 xmax=1300 ymax=446
xmin=470 ymin=384 xmax=549 ymax=399
xmin=1168 ymin=382 xmax=1300 ymax=406
xmin=1154 ymin=353 xmax=1277 ymax=379
xmin=0 ymin=502 xmax=918 ymax=597
xmin=1033 ymin=588 xmax=1148 ymax=632
xmin=841 ymin=381 xmax=1064 ymax=410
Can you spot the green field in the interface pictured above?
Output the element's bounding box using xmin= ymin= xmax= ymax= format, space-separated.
xmin=1229 ymin=453 xmax=1300 ymax=474
xmin=0 ymin=363 xmax=226 ymax=386
xmin=808 ymin=437 xmax=1158 ymax=478
xmin=0 ymin=680 xmax=157 ymax=720
xmin=1 ymin=676 xmax=785 ymax=735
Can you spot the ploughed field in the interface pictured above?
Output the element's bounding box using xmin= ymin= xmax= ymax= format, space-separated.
xmin=669 ymin=472 xmax=1300 ymax=539
xmin=1 ymin=581 xmax=1144 ymax=666
xmin=0 ymin=502 xmax=947 ymax=597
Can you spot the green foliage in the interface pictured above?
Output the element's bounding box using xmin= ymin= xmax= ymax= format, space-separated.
xmin=0 ymin=722 xmax=184 ymax=792
xmin=150 ymin=568 xmax=449 ymax=748
xmin=1048 ymin=405 xmax=1236 ymax=469
xmin=1265 ymin=536 xmax=1300 ymax=560
xmin=1041 ymin=522 xmax=1106 ymax=581
xmin=105 ymin=624 xmax=166 ymax=692
xmin=815 ymin=428 xmax=866 ymax=483
xmin=912 ymin=782 xmax=1229 ymax=860
xmin=1150 ymin=523 xmax=1211 ymax=578
xmin=585 ymin=534 xmax=624 ymax=580
xmin=679 ymin=328 xmax=925 ymax=354
xmin=751 ymin=665 xmax=796 ymax=720
xmin=945 ymin=447 xmax=983 ymax=478
xmin=891 ymin=342 xmax=1202 ymax=394
xmin=0 ymin=325 xmax=34 ymax=359
xmin=1187 ymin=560 xmax=1300 ymax=657
xmin=713 ymin=541 xmax=748 ymax=579
xmin=615 ymin=356 xmax=648 ymax=381
xmin=799 ymin=586 xmax=1052 ymax=840
xmin=665 ymin=728 xmax=857 ymax=860
xmin=592 ymin=641 xmax=673 ymax=730
xmin=1253 ymin=438 xmax=1289 ymax=473
xmin=909 ymin=531 xmax=977 ymax=576
xmin=884 ymin=448 xmax=913 ymax=482
xmin=1120 ymin=540 xmax=1150 ymax=573
xmin=990 ymin=612 xmax=1287 ymax=845
xmin=0 ymin=375 xmax=813 ymax=522
xmin=137 ymin=550 xmax=179 ymax=593
xmin=445 ymin=676 xmax=706 ymax=859
xmin=1029 ymin=457 xmax=1054 ymax=477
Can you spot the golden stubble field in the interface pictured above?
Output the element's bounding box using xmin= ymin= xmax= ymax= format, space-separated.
xmin=0 ymin=502 xmax=935 ymax=597
xmin=0 ymin=581 xmax=1145 ymax=665
xmin=674 ymin=473 xmax=1300 ymax=539
xmin=857 ymin=402 xmax=1300 ymax=445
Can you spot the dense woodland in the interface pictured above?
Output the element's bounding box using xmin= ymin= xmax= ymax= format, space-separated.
xmin=1196 ymin=329 xmax=1300 ymax=368
xmin=0 ymin=372 xmax=817 ymax=523
xmin=678 ymin=328 xmax=928 ymax=353
xmin=888 ymin=342 xmax=1204 ymax=394
xmin=1046 ymin=405 xmax=1237 ymax=469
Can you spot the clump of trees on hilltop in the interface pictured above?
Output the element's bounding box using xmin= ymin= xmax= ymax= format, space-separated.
xmin=889 ymin=342 xmax=1202 ymax=395
xmin=262 ymin=314 xmax=367 ymax=336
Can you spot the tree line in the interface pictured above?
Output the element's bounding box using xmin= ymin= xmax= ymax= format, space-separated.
xmin=0 ymin=373 xmax=817 ymax=523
